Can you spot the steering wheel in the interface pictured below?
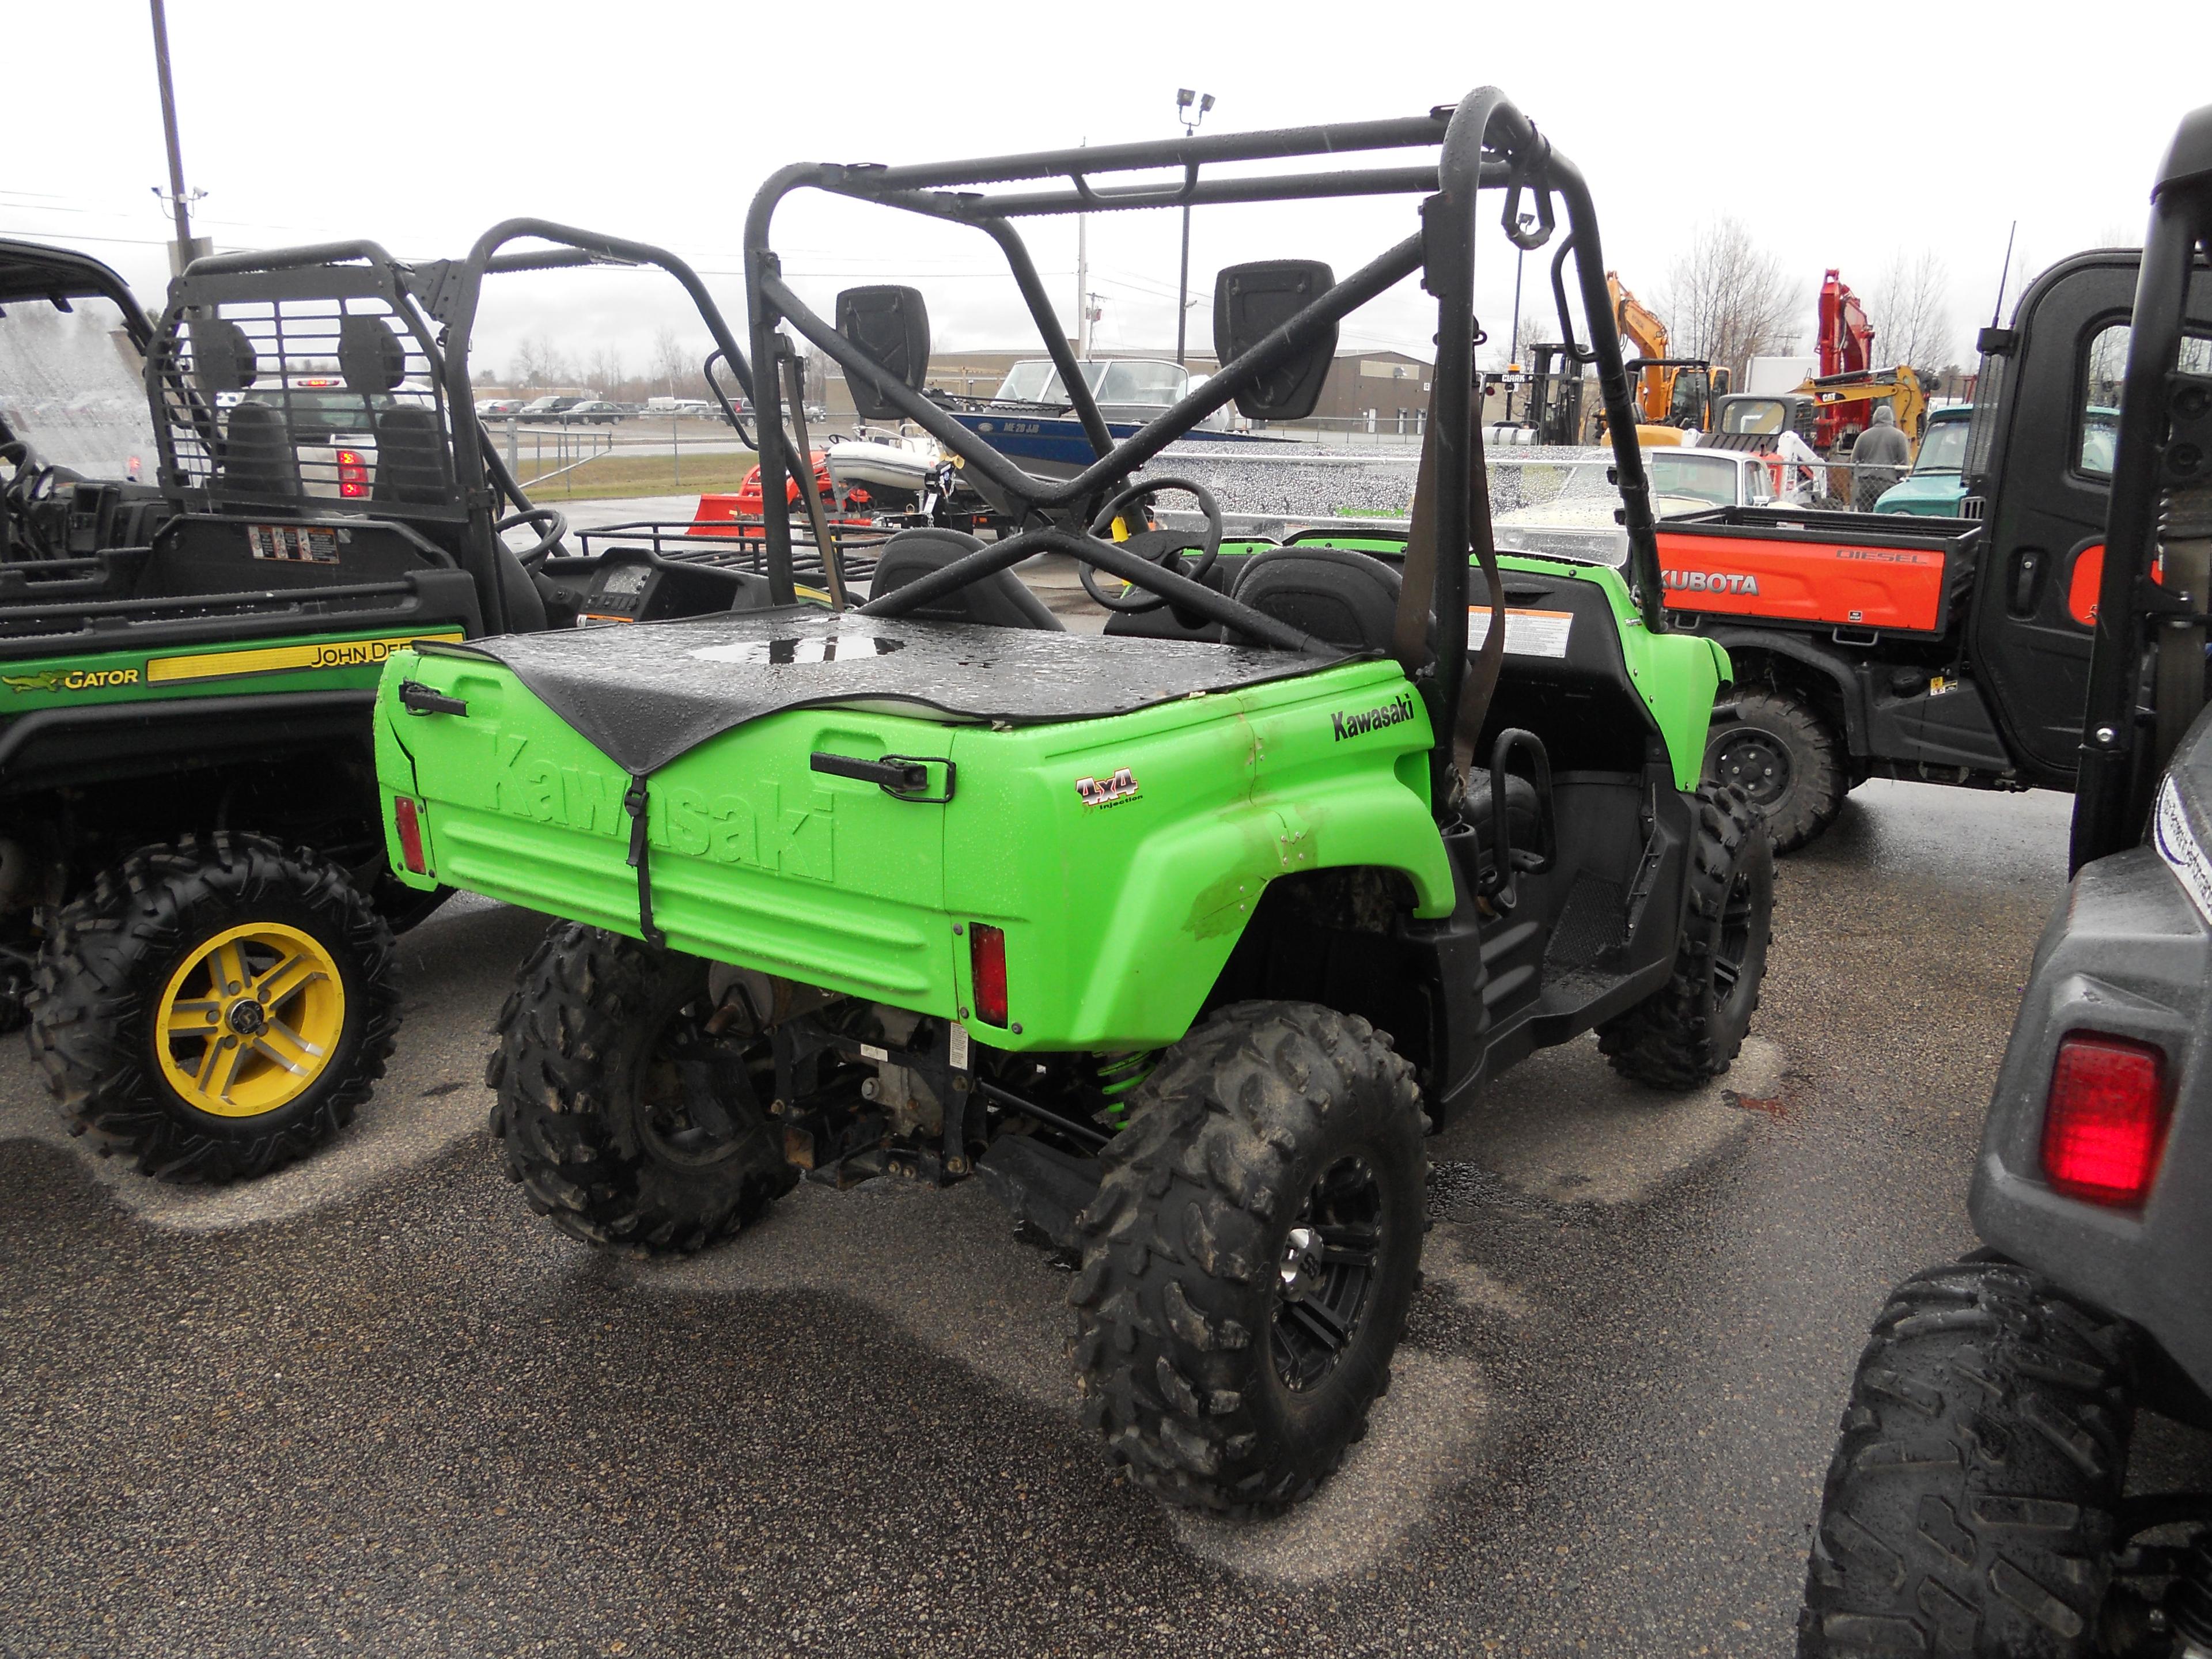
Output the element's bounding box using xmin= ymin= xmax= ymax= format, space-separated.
xmin=1078 ymin=476 xmax=1226 ymax=615
xmin=1 ymin=448 xmax=66 ymax=560
xmin=497 ymin=506 xmax=569 ymax=568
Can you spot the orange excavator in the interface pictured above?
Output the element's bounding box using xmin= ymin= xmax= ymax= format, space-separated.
xmin=1604 ymin=272 xmax=1729 ymax=442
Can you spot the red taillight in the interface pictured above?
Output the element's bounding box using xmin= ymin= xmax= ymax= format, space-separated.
xmin=970 ymin=924 xmax=1008 ymax=1028
xmin=2041 ymin=1032 xmax=2169 ymax=1206
xmin=337 ymin=449 xmax=368 ymax=498
xmin=393 ymin=796 xmax=426 ymax=875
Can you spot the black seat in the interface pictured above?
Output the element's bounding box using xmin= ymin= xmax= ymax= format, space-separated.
xmin=869 ymin=527 xmax=1063 ymax=630
xmin=1462 ymin=770 xmax=1541 ymax=859
xmin=217 ymin=402 xmax=301 ymax=499
xmin=1230 ymin=546 xmax=1402 ymax=653
xmin=1100 ymin=550 xmax=1262 ymax=642
xmin=372 ymin=406 xmax=452 ymax=506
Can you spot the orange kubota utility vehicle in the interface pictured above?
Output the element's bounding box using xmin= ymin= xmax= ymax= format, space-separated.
xmin=1662 ymin=248 xmax=2212 ymax=851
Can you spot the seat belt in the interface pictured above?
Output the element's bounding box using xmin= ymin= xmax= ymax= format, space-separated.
xmin=1391 ymin=391 xmax=1508 ymax=790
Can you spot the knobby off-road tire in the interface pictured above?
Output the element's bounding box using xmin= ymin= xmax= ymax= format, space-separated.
xmin=1069 ymin=1001 xmax=1428 ymax=1512
xmin=1706 ymin=685 xmax=1847 ymax=853
xmin=489 ymin=923 xmax=796 ymax=1253
xmin=1798 ymin=1258 xmax=2137 ymax=1658
xmin=1601 ymin=782 xmax=1772 ymax=1089
xmin=26 ymin=833 xmax=399 ymax=1182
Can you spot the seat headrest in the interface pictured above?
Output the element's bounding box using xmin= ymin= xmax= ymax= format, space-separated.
xmin=870 ymin=527 xmax=1063 ymax=631
xmin=339 ymin=315 xmax=408 ymax=392
xmin=1230 ymin=546 xmax=1402 ymax=654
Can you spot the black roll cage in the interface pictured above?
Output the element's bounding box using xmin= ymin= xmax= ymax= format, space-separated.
xmin=741 ymin=86 xmax=1664 ymax=779
xmin=175 ymin=223 xmax=764 ymax=637
xmin=0 ymin=238 xmax=154 ymax=354
xmin=2073 ymin=105 xmax=2212 ymax=869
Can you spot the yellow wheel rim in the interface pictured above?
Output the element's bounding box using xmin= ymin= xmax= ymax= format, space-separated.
xmin=154 ymin=922 xmax=346 ymax=1119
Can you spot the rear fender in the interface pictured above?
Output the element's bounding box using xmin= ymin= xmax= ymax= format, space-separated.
xmin=1700 ymin=629 xmax=1868 ymax=755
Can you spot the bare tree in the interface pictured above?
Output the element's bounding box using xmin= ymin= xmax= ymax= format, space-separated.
xmin=650 ymin=327 xmax=687 ymax=398
xmin=510 ymin=332 xmax=569 ymax=392
xmin=1659 ymin=217 xmax=1801 ymax=381
xmin=585 ymin=344 xmax=626 ymax=400
xmin=1871 ymin=249 xmax=1953 ymax=381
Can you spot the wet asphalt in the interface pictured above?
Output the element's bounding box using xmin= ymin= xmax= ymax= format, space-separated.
xmin=3 ymin=778 xmax=2195 ymax=1657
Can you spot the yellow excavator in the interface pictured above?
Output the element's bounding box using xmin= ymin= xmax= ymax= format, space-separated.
xmin=1603 ymin=272 xmax=1729 ymax=444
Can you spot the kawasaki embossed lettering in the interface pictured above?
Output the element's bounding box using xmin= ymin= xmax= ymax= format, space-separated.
xmin=1331 ymin=692 xmax=1416 ymax=741
xmin=1661 ymin=569 xmax=1761 ymax=596
xmin=492 ymin=735 xmax=834 ymax=880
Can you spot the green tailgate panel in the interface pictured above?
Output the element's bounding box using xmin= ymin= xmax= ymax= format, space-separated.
xmin=378 ymin=648 xmax=1450 ymax=1052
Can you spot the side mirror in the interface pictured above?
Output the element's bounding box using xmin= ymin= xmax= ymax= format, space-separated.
xmin=338 ymin=315 xmax=408 ymax=392
xmin=836 ymin=286 xmax=930 ymax=421
xmin=189 ymin=317 xmax=259 ymax=392
xmin=1213 ymin=260 xmax=1335 ymax=421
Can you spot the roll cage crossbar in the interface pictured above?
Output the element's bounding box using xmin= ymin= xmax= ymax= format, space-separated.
xmin=742 ymin=86 xmax=1664 ymax=757
xmin=180 ymin=223 xmax=764 ymax=635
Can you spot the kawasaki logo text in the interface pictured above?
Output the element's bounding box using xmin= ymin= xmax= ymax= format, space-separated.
xmin=1332 ymin=693 xmax=1416 ymax=741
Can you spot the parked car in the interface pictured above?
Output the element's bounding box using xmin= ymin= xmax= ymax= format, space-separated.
xmin=557 ymin=400 xmax=624 ymax=425
xmin=476 ymin=397 xmax=522 ymax=418
xmin=1872 ymin=404 xmax=1971 ymax=516
xmin=517 ymin=395 xmax=587 ymax=422
xmin=1490 ymin=445 xmax=1796 ymax=566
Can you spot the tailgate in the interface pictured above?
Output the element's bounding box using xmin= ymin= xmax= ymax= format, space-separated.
xmin=1656 ymin=508 xmax=1978 ymax=635
xmin=378 ymin=644 xmax=957 ymax=1009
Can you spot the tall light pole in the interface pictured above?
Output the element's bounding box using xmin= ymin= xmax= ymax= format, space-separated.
xmin=147 ymin=0 xmax=206 ymax=276
xmin=1174 ymin=88 xmax=1214 ymax=366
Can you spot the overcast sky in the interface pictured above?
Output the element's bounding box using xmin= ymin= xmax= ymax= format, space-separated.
xmin=7 ymin=1 xmax=2205 ymax=386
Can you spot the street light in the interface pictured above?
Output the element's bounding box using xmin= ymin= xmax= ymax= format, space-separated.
xmin=1175 ymin=88 xmax=1215 ymax=367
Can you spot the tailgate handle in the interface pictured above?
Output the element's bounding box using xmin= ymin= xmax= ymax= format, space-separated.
xmin=398 ymin=679 xmax=468 ymax=717
xmin=809 ymin=751 xmax=955 ymax=803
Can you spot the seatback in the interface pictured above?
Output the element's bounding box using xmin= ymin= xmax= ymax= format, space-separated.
xmin=218 ymin=402 xmax=301 ymax=499
xmin=869 ymin=527 xmax=1063 ymax=630
xmin=1230 ymin=546 xmax=1401 ymax=653
xmin=1100 ymin=550 xmax=1259 ymax=642
xmin=373 ymin=405 xmax=453 ymax=506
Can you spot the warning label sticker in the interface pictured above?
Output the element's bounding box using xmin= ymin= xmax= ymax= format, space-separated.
xmin=1465 ymin=607 xmax=1575 ymax=659
xmin=248 ymin=524 xmax=342 ymax=563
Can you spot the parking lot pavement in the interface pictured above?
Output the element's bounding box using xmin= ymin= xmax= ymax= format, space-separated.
xmin=6 ymin=781 xmax=2202 ymax=1656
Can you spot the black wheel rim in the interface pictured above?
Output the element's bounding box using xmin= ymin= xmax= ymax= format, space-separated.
xmin=1270 ymin=1153 xmax=1384 ymax=1392
xmin=637 ymin=1009 xmax=753 ymax=1169
xmin=1713 ymin=865 xmax=1758 ymax=1014
xmin=1710 ymin=728 xmax=1792 ymax=809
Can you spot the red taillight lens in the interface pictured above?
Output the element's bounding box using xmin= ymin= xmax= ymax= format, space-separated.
xmin=970 ymin=924 xmax=1008 ymax=1028
xmin=393 ymin=796 xmax=426 ymax=875
xmin=337 ymin=449 xmax=368 ymax=498
xmin=2041 ymin=1032 xmax=2169 ymax=1206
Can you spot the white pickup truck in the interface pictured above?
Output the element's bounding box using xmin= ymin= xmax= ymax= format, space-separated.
xmin=1490 ymin=446 xmax=1796 ymax=566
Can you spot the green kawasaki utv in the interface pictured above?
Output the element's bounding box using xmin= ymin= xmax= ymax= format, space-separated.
xmin=0 ymin=226 xmax=773 ymax=1181
xmin=373 ymin=88 xmax=1775 ymax=1510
